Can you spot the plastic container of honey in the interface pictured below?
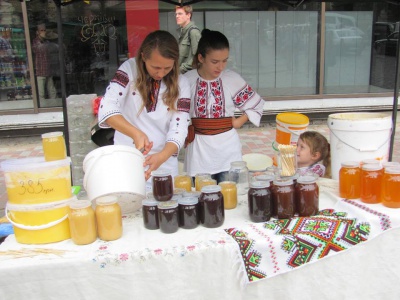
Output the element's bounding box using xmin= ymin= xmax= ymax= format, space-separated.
xmin=339 ymin=161 xmax=361 ymax=199
xmin=381 ymin=167 xmax=400 ymax=208
xmin=69 ymin=200 xmax=97 ymax=245
xmin=95 ymin=196 xmax=122 ymax=241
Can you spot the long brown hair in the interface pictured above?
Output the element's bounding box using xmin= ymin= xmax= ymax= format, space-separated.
xmin=299 ymin=131 xmax=331 ymax=178
xmin=135 ymin=30 xmax=180 ymax=113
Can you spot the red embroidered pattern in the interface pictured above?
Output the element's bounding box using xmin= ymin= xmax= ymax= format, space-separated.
xmin=233 ymin=84 xmax=255 ymax=107
xmin=195 ymin=78 xmax=225 ymax=118
xmin=177 ymin=98 xmax=190 ymax=113
xmin=111 ymin=70 xmax=129 ymax=88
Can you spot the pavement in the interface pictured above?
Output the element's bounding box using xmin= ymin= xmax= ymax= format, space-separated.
xmin=1 ymin=118 xmax=400 ymax=217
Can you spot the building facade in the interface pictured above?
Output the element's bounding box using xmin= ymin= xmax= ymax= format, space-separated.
xmin=0 ymin=0 xmax=399 ymax=119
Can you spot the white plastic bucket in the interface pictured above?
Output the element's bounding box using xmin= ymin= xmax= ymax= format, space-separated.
xmin=83 ymin=145 xmax=146 ymax=213
xmin=328 ymin=112 xmax=392 ymax=180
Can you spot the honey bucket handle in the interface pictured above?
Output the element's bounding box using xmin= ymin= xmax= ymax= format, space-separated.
xmin=5 ymin=206 xmax=68 ymax=231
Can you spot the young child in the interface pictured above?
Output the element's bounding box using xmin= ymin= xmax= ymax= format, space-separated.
xmin=296 ymin=131 xmax=331 ymax=178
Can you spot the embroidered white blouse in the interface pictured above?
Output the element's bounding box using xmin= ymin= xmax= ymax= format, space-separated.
xmin=98 ymin=58 xmax=191 ymax=176
xmin=183 ymin=69 xmax=265 ymax=176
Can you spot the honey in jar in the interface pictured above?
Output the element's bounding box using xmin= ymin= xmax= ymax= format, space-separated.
xmin=158 ymin=200 xmax=179 ymax=233
xmin=197 ymin=178 xmax=217 ymax=192
xmin=69 ymin=200 xmax=97 ymax=245
xmin=178 ymin=196 xmax=199 ymax=229
xmin=199 ymin=185 xmax=224 ymax=228
xmin=381 ymin=167 xmax=400 ymax=208
xmin=295 ymin=175 xmax=319 ymax=217
xmin=142 ymin=198 xmax=159 ymax=230
xmin=95 ymin=196 xmax=123 ymax=241
xmin=272 ymin=179 xmax=295 ymax=219
xmin=151 ymin=170 xmax=173 ymax=202
xmin=41 ymin=131 xmax=67 ymax=162
xmin=339 ymin=161 xmax=361 ymax=199
xmin=248 ymin=181 xmax=272 ymax=222
xmin=218 ymin=181 xmax=237 ymax=209
xmin=174 ymin=174 xmax=192 ymax=192
xmin=360 ymin=164 xmax=383 ymax=204
xmin=195 ymin=173 xmax=211 ymax=191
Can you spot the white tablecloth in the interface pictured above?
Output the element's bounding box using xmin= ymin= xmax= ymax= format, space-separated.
xmin=1 ymin=179 xmax=400 ymax=300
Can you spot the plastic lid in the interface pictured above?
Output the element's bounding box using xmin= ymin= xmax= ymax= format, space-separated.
xmin=297 ymin=175 xmax=317 ymax=184
xmin=96 ymin=195 xmax=118 ymax=205
xmin=142 ymin=198 xmax=159 ymax=206
xmin=382 ymin=161 xmax=400 ymax=168
xmin=201 ymin=185 xmax=221 ymax=193
xmin=41 ymin=131 xmax=64 ymax=138
xmin=341 ymin=161 xmax=359 ymax=168
xmin=362 ymin=163 xmax=383 ymax=171
xmin=178 ymin=196 xmax=199 ymax=205
xmin=384 ymin=167 xmax=400 ymax=175
xmin=171 ymin=194 xmax=182 ymax=201
xmin=276 ymin=112 xmax=309 ymax=125
xmin=183 ymin=191 xmax=201 ymax=198
xmin=69 ymin=200 xmax=92 ymax=209
xmin=250 ymin=181 xmax=270 ymax=188
xmin=361 ymin=159 xmax=380 ymax=165
xmin=174 ymin=188 xmax=186 ymax=195
xmin=151 ymin=169 xmax=172 ymax=177
xmin=157 ymin=200 xmax=178 ymax=209
xmin=273 ymin=179 xmax=294 ymax=186
xmin=254 ymin=175 xmax=274 ymax=182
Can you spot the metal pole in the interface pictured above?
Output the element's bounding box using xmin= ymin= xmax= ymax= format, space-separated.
xmin=389 ymin=21 xmax=400 ymax=161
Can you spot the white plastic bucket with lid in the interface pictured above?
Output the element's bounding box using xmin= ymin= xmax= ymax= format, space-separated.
xmin=328 ymin=112 xmax=392 ymax=180
xmin=83 ymin=145 xmax=146 ymax=214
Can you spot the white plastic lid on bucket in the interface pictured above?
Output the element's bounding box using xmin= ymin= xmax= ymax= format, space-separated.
xmin=0 ymin=156 xmax=71 ymax=172
xmin=83 ymin=145 xmax=146 ymax=214
xmin=328 ymin=112 xmax=392 ymax=180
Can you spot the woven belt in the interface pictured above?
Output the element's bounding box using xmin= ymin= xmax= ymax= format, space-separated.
xmin=185 ymin=117 xmax=233 ymax=147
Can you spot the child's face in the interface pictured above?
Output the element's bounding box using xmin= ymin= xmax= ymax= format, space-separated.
xmin=296 ymin=138 xmax=319 ymax=168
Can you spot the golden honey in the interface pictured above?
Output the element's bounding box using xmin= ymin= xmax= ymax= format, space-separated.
xmin=339 ymin=161 xmax=360 ymax=199
xmin=381 ymin=167 xmax=400 ymax=208
xmin=218 ymin=181 xmax=237 ymax=209
xmin=69 ymin=200 xmax=97 ymax=245
xmin=174 ymin=174 xmax=192 ymax=192
xmin=42 ymin=131 xmax=67 ymax=162
xmin=95 ymin=196 xmax=122 ymax=241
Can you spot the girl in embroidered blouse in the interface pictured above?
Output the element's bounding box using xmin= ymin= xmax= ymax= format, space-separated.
xmin=98 ymin=30 xmax=191 ymax=180
xmin=183 ymin=29 xmax=265 ymax=183
xmin=297 ymin=131 xmax=331 ymax=178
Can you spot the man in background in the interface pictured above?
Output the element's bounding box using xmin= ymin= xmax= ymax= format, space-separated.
xmin=176 ymin=5 xmax=201 ymax=74
xmin=32 ymin=23 xmax=57 ymax=100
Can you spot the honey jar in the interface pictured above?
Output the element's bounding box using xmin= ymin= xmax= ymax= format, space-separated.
xmin=199 ymin=185 xmax=224 ymax=228
xmin=95 ymin=196 xmax=122 ymax=241
xmin=158 ymin=200 xmax=179 ymax=234
xmin=151 ymin=169 xmax=173 ymax=202
xmin=360 ymin=164 xmax=383 ymax=204
xmin=339 ymin=161 xmax=361 ymax=199
xmin=218 ymin=181 xmax=237 ymax=209
xmin=271 ymin=179 xmax=295 ymax=219
xmin=381 ymin=167 xmax=400 ymax=208
xmin=174 ymin=173 xmax=192 ymax=192
xmin=69 ymin=200 xmax=97 ymax=245
xmin=295 ymin=175 xmax=319 ymax=217
xmin=248 ymin=181 xmax=272 ymax=222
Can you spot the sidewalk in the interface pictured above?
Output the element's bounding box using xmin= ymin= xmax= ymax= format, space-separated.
xmin=1 ymin=119 xmax=399 ymax=217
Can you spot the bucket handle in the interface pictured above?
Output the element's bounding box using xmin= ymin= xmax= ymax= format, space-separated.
xmin=5 ymin=206 xmax=68 ymax=231
xmin=328 ymin=124 xmax=392 ymax=152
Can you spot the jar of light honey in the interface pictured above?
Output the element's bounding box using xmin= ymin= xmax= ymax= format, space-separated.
xmin=218 ymin=181 xmax=237 ymax=209
xmin=197 ymin=177 xmax=217 ymax=192
xmin=381 ymin=167 xmax=400 ymax=208
xmin=174 ymin=173 xmax=192 ymax=192
xmin=95 ymin=196 xmax=122 ymax=241
xmin=339 ymin=161 xmax=361 ymax=199
xmin=195 ymin=173 xmax=211 ymax=191
xmin=41 ymin=131 xmax=67 ymax=162
xmin=69 ymin=200 xmax=97 ymax=245
xmin=360 ymin=164 xmax=383 ymax=204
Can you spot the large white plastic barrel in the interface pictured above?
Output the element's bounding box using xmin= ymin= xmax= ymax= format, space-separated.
xmin=328 ymin=112 xmax=392 ymax=180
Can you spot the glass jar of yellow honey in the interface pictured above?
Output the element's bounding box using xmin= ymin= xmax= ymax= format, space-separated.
xmin=69 ymin=200 xmax=97 ymax=245
xmin=174 ymin=173 xmax=192 ymax=192
xmin=95 ymin=196 xmax=122 ymax=241
xmin=41 ymin=131 xmax=67 ymax=162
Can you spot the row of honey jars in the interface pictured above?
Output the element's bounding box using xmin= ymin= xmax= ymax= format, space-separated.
xmin=339 ymin=161 xmax=400 ymax=207
xmin=248 ymin=175 xmax=319 ymax=222
xmin=68 ymin=197 xmax=122 ymax=245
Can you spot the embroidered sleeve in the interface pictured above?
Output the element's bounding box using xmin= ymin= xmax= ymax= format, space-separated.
xmin=98 ymin=60 xmax=134 ymax=128
xmin=166 ymin=75 xmax=191 ymax=152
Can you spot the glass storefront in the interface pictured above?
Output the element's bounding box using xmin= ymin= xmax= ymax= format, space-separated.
xmin=0 ymin=0 xmax=399 ymax=115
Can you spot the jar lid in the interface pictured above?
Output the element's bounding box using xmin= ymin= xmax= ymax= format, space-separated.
xmin=273 ymin=179 xmax=293 ymax=186
xmin=341 ymin=161 xmax=359 ymax=168
xmin=254 ymin=175 xmax=274 ymax=182
xmin=96 ymin=195 xmax=118 ymax=205
xmin=250 ymin=181 xmax=270 ymax=188
xmin=151 ymin=169 xmax=172 ymax=177
xmin=201 ymin=185 xmax=221 ymax=193
xmin=69 ymin=199 xmax=92 ymax=209
xmin=195 ymin=173 xmax=211 ymax=178
xmin=183 ymin=191 xmax=201 ymax=198
xmin=171 ymin=194 xmax=182 ymax=201
xmin=174 ymin=188 xmax=186 ymax=195
xmin=157 ymin=200 xmax=178 ymax=209
xmin=362 ymin=163 xmax=383 ymax=171
xmin=384 ymin=166 xmax=400 ymax=175
xmin=382 ymin=161 xmax=400 ymax=168
xmin=142 ymin=198 xmax=159 ymax=206
xmin=178 ymin=196 xmax=199 ymax=205
xmin=41 ymin=131 xmax=64 ymax=138
xmin=230 ymin=161 xmax=247 ymax=167
xmin=297 ymin=175 xmax=317 ymax=184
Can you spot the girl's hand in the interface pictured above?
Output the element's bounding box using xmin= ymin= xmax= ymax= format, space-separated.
xmin=132 ymin=130 xmax=153 ymax=155
xmin=143 ymin=152 xmax=168 ymax=180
